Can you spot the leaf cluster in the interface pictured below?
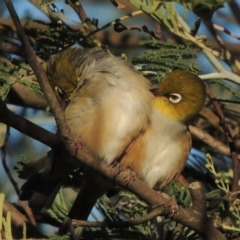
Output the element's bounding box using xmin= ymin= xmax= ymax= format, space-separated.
xmin=35 ymin=24 xmax=93 ymax=60
xmin=0 ymin=59 xmax=44 ymax=100
xmin=133 ymin=39 xmax=201 ymax=84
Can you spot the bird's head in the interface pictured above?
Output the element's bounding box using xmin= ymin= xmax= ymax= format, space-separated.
xmin=151 ymin=70 xmax=206 ymax=124
xmin=45 ymin=48 xmax=80 ymax=102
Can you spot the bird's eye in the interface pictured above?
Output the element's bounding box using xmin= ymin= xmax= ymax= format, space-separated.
xmin=169 ymin=93 xmax=182 ymax=103
xmin=55 ymin=86 xmax=64 ymax=95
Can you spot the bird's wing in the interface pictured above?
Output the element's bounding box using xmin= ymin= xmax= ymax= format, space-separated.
xmin=65 ymin=61 xmax=153 ymax=164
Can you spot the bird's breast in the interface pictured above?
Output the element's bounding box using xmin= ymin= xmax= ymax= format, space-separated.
xmin=121 ymin=108 xmax=191 ymax=188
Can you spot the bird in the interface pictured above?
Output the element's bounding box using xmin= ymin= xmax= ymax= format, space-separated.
xmin=19 ymin=47 xmax=206 ymax=239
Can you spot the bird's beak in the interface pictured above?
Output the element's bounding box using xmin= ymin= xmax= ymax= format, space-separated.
xmin=150 ymin=88 xmax=164 ymax=97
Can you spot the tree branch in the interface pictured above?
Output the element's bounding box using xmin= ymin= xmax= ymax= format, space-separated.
xmin=207 ymin=89 xmax=239 ymax=192
xmin=2 ymin=196 xmax=46 ymax=238
xmin=0 ymin=99 xmax=59 ymax=148
xmin=189 ymin=125 xmax=239 ymax=159
xmin=3 ymin=0 xmax=69 ymax=138
xmin=72 ymin=205 xmax=165 ymax=228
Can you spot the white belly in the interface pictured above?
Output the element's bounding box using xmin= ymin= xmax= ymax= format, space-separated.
xmin=140 ymin=109 xmax=188 ymax=188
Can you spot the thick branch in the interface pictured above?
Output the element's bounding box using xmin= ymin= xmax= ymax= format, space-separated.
xmin=0 ymin=99 xmax=59 ymax=148
xmin=3 ymin=0 xmax=69 ymax=138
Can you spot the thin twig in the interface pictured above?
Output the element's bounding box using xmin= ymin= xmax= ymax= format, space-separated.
xmin=114 ymin=23 xmax=161 ymax=39
xmin=207 ymin=89 xmax=239 ymax=192
xmin=66 ymin=0 xmax=92 ymax=37
xmin=72 ymin=205 xmax=165 ymax=228
xmin=177 ymin=14 xmax=240 ymax=71
xmin=206 ymin=21 xmax=240 ymax=74
xmin=17 ymin=200 xmax=37 ymax=226
xmin=2 ymin=197 xmax=46 ymax=238
xmin=199 ymin=71 xmax=240 ymax=84
xmin=213 ymin=23 xmax=240 ymax=41
xmin=1 ymin=125 xmax=20 ymax=195
xmin=189 ymin=125 xmax=236 ymax=158
xmin=0 ymin=41 xmax=24 ymax=56
xmin=0 ymin=99 xmax=59 ymax=148
xmin=111 ymin=0 xmax=125 ymax=9
xmin=82 ymin=10 xmax=143 ymax=40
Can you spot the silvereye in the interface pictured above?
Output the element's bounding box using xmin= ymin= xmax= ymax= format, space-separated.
xmin=19 ymin=48 xmax=206 ymax=238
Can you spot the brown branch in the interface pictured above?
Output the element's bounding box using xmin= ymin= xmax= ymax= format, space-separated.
xmin=9 ymin=82 xmax=48 ymax=109
xmin=66 ymin=0 xmax=93 ymax=37
xmin=17 ymin=200 xmax=37 ymax=226
xmin=3 ymin=198 xmax=46 ymax=238
xmin=72 ymin=182 xmax=226 ymax=240
xmin=82 ymin=10 xmax=143 ymax=40
xmin=110 ymin=0 xmax=126 ymax=9
xmin=207 ymin=89 xmax=239 ymax=192
xmin=174 ymin=182 xmax=225 ymax=240
xmin=200 ymin=107 xmax=223 ymax=133
xmin=114 ymin=22 xmax=161 ymax=39
xmin=4 ymin=0 xmax=70 ymax=139
xmin=68 ymin=0 xmax=88 ymax=22
xmin=1 ymin=125 xmax=20 ymax=195
xmin=72 ymin=205 xmax=165 ymax=228
xmin=204 ymin=20 xmax=240 ymax=74
xmin=0 ymin=41 xmax=24 ymax=56
xmin=189 ymin=125 xmax=238 ymax=158
xmin=155 ymin=22 xmax=162 ymax=39
xmin=0 ymin=99 xmax=59 ymax=148
xmin=229 ymin=0 xmax=240 ymax=25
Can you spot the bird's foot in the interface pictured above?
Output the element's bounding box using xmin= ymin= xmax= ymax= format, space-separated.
xmin=160 ymin=193 xmax=178 ymax=218
xmin=123 ymin=169 xmax=136 ymax=186
xmin=166 ymin=197 xmax=178 ymax=218
xmin=109 ymin=160 xmax=122 ymax=178
xmin=58 ymin=217 xmax=84 ymax=239
xmin=73 ymin=139 xmax=82 ymax=156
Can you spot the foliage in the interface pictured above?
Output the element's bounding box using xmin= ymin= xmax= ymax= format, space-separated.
xmin=0 ymin=59 xmax=44 ymax=100
xmin=133 ymin=39 xmax=201 ymax=84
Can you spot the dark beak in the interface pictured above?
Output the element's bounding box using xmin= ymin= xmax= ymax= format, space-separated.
xmin=150 ymin=88 xmax=164 ymax=97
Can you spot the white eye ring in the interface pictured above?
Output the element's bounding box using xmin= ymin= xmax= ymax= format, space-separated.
xmin=169 ymin=93 xmax=182 ymax=103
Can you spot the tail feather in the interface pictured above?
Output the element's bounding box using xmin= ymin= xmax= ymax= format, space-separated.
xmin=59 ymin=170 xmax=112 ymax=239
xmin=19 ymin=150 xmax=80 ymax=211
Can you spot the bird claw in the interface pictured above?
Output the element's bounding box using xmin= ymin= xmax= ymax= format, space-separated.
xmin=73 ymin=139 xmax=82 ymax=156
xmin=108 ymin=162 xmax=136 ymax=187
xmin=159 ymin=193 xmax=178 ymax=218
xmin=58 ymin=217 xmax=84 ymax=239
xmin=123 ymin=169 xmax=136 ymax=186
xmin=166 ymin=198 xmax=178 ymax=218
xmin=109 ymin=160 xmax=122 ymax=178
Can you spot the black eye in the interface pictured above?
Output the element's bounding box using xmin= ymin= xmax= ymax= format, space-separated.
xmin=169 ymin=93 xmax=182 ymax=103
